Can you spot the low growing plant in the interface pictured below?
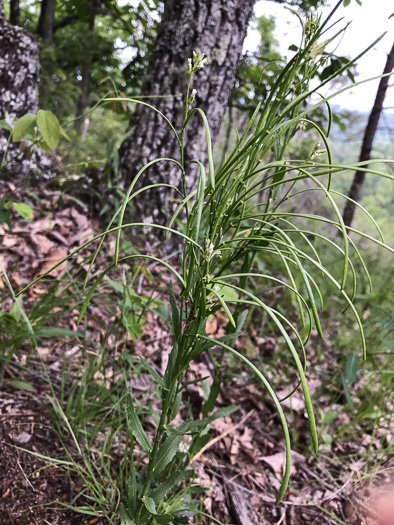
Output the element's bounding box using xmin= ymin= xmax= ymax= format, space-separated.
xmin=16 ymin=2 xmax=394 ymax=523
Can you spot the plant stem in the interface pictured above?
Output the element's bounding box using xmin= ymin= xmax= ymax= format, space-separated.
xmin=134 ymin=375 xmax=177 ymax=522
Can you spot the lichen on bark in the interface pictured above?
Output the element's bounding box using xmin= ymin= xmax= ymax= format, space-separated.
xmin=119 ymin=0 xmax=256 ymax=235
xmin=0 ymin=0 xmax=41 ymax=175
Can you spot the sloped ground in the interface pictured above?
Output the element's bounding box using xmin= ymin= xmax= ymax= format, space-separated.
xmin=1 ymin=181 xmax=393 ymax=525
xmin=0 ymin=391 xmax=87 ymax=525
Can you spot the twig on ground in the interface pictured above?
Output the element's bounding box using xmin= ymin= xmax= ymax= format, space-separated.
xmin=192 ymin=409 xmax=254 ymax=462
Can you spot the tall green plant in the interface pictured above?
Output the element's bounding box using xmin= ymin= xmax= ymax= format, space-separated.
xmin=18 ymin=2 xmax=394 ymax=523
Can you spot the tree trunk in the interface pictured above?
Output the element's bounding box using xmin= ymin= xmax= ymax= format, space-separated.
xmin=119 ymin=0 xmax=255 ymax=233
xmin=9 ymin=0 xmax=20 ymax=26
xmin=74 ymin=0 xmax=98 ymax=132
xmin=37 ymin=0 xmax=56 ymax=45
xmin=342 ymin=41 xmax=394 ymax=228
xmin=0 ymin=0 xmax=41 ymax=174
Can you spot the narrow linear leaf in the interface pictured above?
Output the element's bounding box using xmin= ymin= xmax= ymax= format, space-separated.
xmin=169 ymin=281 xmax=181 ymax=339
xmin=340 ymin=373 xmax=355 ymax=411
xmin=5 ymin=379 xmax=35 ymax=392
xmin=211 ymin=281 xmax=319 ymax=453
xmin=345 ymin=353 xmax=359 ymax=386
xmin=34 ymin=327 xmax=83 ymax=338
xmin=143 ymin=496 xmax=157 ymax=514
xmin=206 ymin=286 xmax=235 ymax=328
xmin=164 ymin=343 xmax=178 ymax=388
xmin=138 ymin=354 xmax=168 ymax=390
xmin=166 ymin=189 xmax=197 ymax=239
xmin=126 ymin=394 xmax=151 ymax=454
xmin=153 ymin=421 xmax=190 ymax=475
xmin=149 ymin=470 xmax=193 ymax=504
xmin=155 ymin=514 xmax=174 ymax=524
xmin=197 ymin=334 xmax=291 ymax=504
xmin=119 ymin=503 xmax=136 ymax=525
xmin=127 ymin=453 xmax=136 ymax=516
xmin=78 ymin=265 xmax=114 ymax=324
xmin=190 ymin=160 xmax=206 ymax=242
xmin=195 ymin=109 xmax=215 ymax=189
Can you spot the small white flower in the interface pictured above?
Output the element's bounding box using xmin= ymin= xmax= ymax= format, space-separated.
xmin=204 ymin=239 xmax=221 ymax=262
xmin=309 ymin=39 xmax=329 ymax=60
xmin=188 ymin=88 xmax=197 ymax=104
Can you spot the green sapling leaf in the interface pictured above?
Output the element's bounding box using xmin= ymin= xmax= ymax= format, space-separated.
xmin=12 ymin=113 xmax=37 ymax=142
xmin=59 ymin=126 xmax=71 ymax=141
xmin=37 ymin=139 xmax=53 ymax=151
xmin=0 ymin=119 xmax=12 ymax=132
xmin=37 ymin=109 xmax=61 ymax=150
xmin=126 ymin=319 xmax=144 ymax=341
xmin=13 ymin=202 xmax=33 ymax=220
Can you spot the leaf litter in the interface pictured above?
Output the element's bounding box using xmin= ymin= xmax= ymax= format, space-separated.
xmin=0 ymin=182 xmax=393 ymax=524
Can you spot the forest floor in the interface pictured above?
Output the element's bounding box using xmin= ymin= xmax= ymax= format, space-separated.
xmin=0 ymin=180 xmax=393 ymax=525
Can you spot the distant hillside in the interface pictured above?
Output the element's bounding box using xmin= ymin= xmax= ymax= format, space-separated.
xmin=328 ymin=107 xmax=394 ymax=162
xmin=330 ymin=107 xmax=394 ymax=145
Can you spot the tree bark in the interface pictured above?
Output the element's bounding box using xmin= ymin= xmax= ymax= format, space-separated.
xmin=74 ymin=0 xmax=99 ymax=132
xmin=9 ymin=0 xmax=20 ymax=26
xmin=119 ymin=0 xmax=256 ymax=232
xmin=37 ymin=0 xmax=56 ymax=45
xmin=342 ymin=41 xmax=394 ymax=228
xmin=0 ymin=0 xmax=41 ymax=174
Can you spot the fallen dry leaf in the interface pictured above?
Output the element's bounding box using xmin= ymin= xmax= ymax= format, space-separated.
xmin=206 ymin=316 xmax=218 ymax=335
xmin=215 ymin=311 xmax=229 ymax=324
xmin=259 ymin=450 xmax=306 ymax=476
xmin=38 ymin=248 xmax=68 ymax=277
xmin=2 ymin=488 xmax=10 ymax=499
xmin=29 ymin=287 xmax=47 ymax=298
xmin=13 ymin=431 xmax=32 ymax=444
xmin=12 ymin=272 xmax=22 ymax=289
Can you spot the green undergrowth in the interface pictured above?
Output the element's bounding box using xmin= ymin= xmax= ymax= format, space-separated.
xmin=1 ymin=2 xmax=394 ymax=524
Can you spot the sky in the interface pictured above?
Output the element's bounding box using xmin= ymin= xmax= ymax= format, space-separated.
xmin=120 ymin=0 xmax=393 ymax=113
xmin=245 ymin=0 xmax=394 ymax=112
